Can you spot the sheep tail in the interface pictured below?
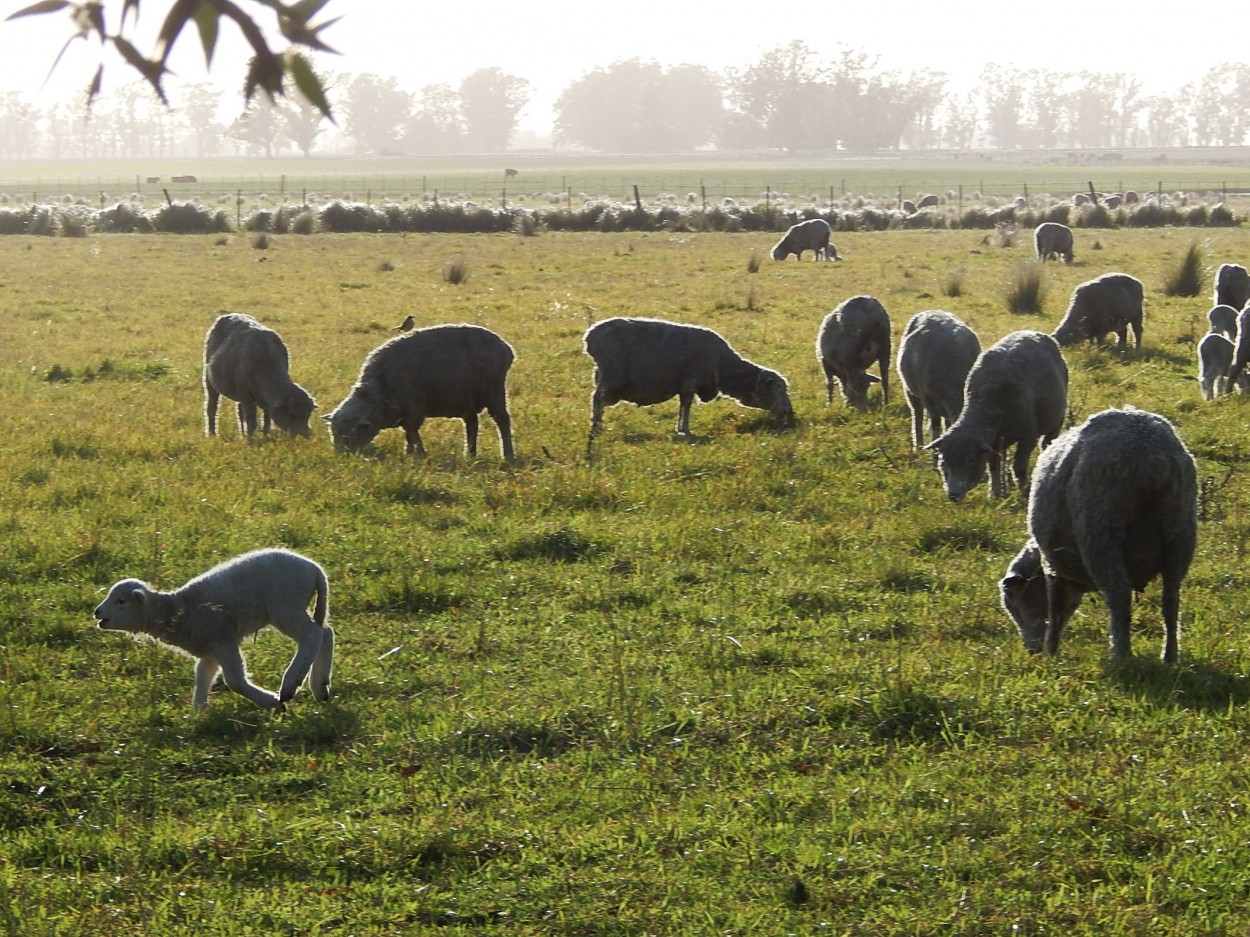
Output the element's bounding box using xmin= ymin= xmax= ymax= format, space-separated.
xmin=313 ymin=566 xmax=329 ymax=629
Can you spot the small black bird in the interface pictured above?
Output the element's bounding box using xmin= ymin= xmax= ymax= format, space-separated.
xmin=393 ymin=315 xmax=414 ymax=332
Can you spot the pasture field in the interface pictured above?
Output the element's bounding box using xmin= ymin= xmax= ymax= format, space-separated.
xmin=5 ymin=223 xmax=1250 ymax=934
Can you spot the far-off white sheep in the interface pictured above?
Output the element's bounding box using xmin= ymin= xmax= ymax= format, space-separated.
xmin=1052 ymin=273 xmax=1144 ymax=349
xmin=816 ymin=295 xmax=892 ymax=410
xmin=93 ymin=548 xmax=333 ymax=709
xmin=326 ymin=324 xmax=515 ymax=460
xmin=583 ymin=317 xmax=793 ymax=454
xmin=1033 ymin=222 xmax=1074 ymax=264
xmin=204 ymin=313 xmax=316 ymax=437
xmin=1214 ymin=263 xmax=1250 ymax=311
xmin=999 ymin=407 xmax=1196 ymax=662
xmin=896 ymin=310 xmax=980 ymax=450
xmin=927 ymin=330 xmax=1068 ymax=501
xmin=770 ymin=218 xmax=839 ymax=262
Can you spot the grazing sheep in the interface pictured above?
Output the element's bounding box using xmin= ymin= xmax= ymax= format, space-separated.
xmin=770 ymin=218 xmax=838 ymax=262
xmin=1033 ymin=222 xmax=1074 ymax=264
xmin=1214 ymin=263 xmax=1250 ymax=311
xmin=916 ymin=194 xmax=940 ymax=209
xmin=901 ymin=199 xmax=918 ymax=214
xmin=1198 ymin=331 xmax=1236 ymax=400
xmin=583 ymin=316 xmax=793 ymax=452
xmin=1224 ymin=306 xmax=1250 ymax=391
xmin=1124 ymin=190 xmax=1140 ymax=205
xmin=999 ymin=407 xmax=1197 ymax=662
xmin=1103 ymin=194 xmax=1123 ymax=210
xmin=1052 ymin=273 xmax=1144 ymax=349
xmin=93 ymin=549 xmax=333 ymax=709
xmin=203 ymin=313 xmax=316 ymax=438
xmin=1073 ymin=193 xmax=1091 ymax=206
xmin=896 ymin=310 xmax=981 ymax=450
xmin=816 ymin=296 xmax=892 ymax=410
xmin=325 ymin=324 xmax=515 ymax=461
xmin=1208 ymin=304 xmax=1238 ymax=340
xmin=926 ymin=330 xmax=1068 ymax=501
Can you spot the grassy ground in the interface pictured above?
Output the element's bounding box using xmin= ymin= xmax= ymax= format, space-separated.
xmin=3 ymin=224 xmax=1250 ymax=934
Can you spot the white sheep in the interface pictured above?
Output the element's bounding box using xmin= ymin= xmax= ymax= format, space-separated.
xmin=926 ymin=330 xmax=1068 ymax=501
xmin=1052 ymin=273 xmax=1144 ymax=349
xmin=816 ymin=296 xmax=892 ymax=410
xmin=770 ymin=218 xmax=838 ymax=262
xmin=583 ymin=316 xmax=793 ymax=453
xmin=1198 ymin=331 xmax=1236 ymax=400
xmin=895 ymin=310 xmax=981 ymax=450
xmin=93 ymin=548 xmax=333 ymax=709
xmin=999 ymin=407 xmax=1197 ymax=662
xmin=204 ymin=313 xmax=316 ymax=438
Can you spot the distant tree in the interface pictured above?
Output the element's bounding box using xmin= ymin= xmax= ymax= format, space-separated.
xmin=178 ymin=83 xmax=226 ymax=158
xmin=226 ymin=97 xmax=283 ymax=158
xmin=6 ymin=0 xmax=339 ymax=118
xmin=341 ymin=73 xmax=412 ymax=155
xmin=0 ymin=91 xmax=39 ymax=158
xmin=404 ymin=82 xmax=463 ymax=155
xmin=279 ymin=76 xmax=338 ymax=156
xmin=727 ymin=41 xmax=828 ymax=151
xmin=976 ymin=64 xmax=1026 ymax=149
xmin=459 ymin=67 xmax=529 ymax=153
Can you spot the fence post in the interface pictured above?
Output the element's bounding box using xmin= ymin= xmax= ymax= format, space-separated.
xmin=958 ymin=185 xmax=963 ymax=219
xmin=236 ymin=189 xmax=242 ymax=229
xmin=898 ymin=185 xmax=903 ymax=208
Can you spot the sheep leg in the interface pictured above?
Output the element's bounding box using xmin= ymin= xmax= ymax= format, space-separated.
xmin=1043 ymin=575 xmax=1067 ymax=655
xmin=1160 ymin=572 xmax=1182 ymax=664
xmin=276 ymin=621 xmax=323 ymax=703
xmin=214 ymin=644 xmax=283 ymax=708
xmin=1011 ymin=442 xmax=1036 ymax=497
xmin=988 ymin=450 xmax=1004 ymax=499
xmin=1132 ymin=324 xmax=1142 ymax=349
xmin=879 ymin=355 xmax=890 ymax=407
xmin=463 ymin=413 xmax=480 ymax=457
xmin=237 ymin=401 xmax=259 ymax=437
xmin=587 ymin=384 xmax=605 ymax=458
xmin=487 ymin=402 xmax=515 ymax=462
xmin=676 ymin=392 xmax=694 ymax=435
xmin=194 ymin=655 xmax=221 ymax=708
xmin=205 ymin=386 xmax=220 ymax=436
xmin=822 ymin=363 xmax=835 ymax=405
xmin=1103 ymin=581 xmax=1134 ymax=660
xmin=261 ymin=408 xmax=272 ymax=435
xmin=403 ymin=421 xmax=427 ymax=457
xmin=310 ymin=626 xmax=335 ymax=701
xmin=906 ymin=393 xmax=925 ymax=449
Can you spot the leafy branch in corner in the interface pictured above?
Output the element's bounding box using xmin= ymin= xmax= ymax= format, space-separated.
xmin=6 ymin=0 xmax=339 ymax=118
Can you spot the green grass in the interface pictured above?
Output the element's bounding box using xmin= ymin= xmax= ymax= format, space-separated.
xmin=3 ymin=224 xmax=1250 ymax=934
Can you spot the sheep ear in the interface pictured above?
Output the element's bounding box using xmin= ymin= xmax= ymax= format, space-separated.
xmin=129 ymin=588 xmax=146 ymax=605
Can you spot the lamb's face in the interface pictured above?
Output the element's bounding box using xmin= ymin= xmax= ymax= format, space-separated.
xmin=927 ymin=435 xmax=990 ymax=502
xmin=272 ymin=389 xmax=316 ymax=437
xmin=93 ymin=579 xmax=151 ymax=632
xmin=325 ymin=397 xmax=381 ymax=452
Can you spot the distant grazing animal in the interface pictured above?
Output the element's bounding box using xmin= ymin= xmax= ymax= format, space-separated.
xmin=1208 ymin=304 xmax=1238 ymax=340
xmin=1073 ymin=193 xmax=1090 ymax=206
xmin=583 ymin=316 xmax=793 ymax=453
xmin=504 ymin=168 xmax=518 ymax=178
xmin=94 ymin=549 xmax=333 ymax=709
xmin=901 ymin=199 xmax=918 ymax=214
xmin=1052 ymin=273 xmax=1144 ymax=348
xmin=1214 ymin=263 xmax=1250 ymax=311
xmin=394 ymin=315 xmax=415 ymax=332
xmin=770 ymin=218 xmax=838 ymax=262
xmin=1034 ymin=222 xmax=1074 ymax=264
xmin=325 ymin=324 xmax=515 ymax=460
xmin=916 ymin=194 xmax=940 ymax=209
xmin=1000 ymin=407 xmax=1196 ymax=662
xmin=896 ymin=310 xmax=981 ymax=450
xmin=926 ymin=330 xmax=1068 ymax=501
xmin=816 ymin=296 xmax=892 ymax=410
xmin=1198 ymin=331 xmax=1236 ymax=400
xmin=1103 ymin=194 xmax=1123 ymax=210
xmin=203 ymin=313 xmax=316 ymax=438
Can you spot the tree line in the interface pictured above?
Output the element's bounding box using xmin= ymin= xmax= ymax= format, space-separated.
xmin=0 ymin=41 xmax=1245 ymax=159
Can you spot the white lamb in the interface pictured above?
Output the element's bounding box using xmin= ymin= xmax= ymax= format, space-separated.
xmin=93 ymin=548 xmax=333 ymax=709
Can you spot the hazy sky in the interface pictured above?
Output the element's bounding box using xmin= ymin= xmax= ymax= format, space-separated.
xmin=0 ymin=1 xmax=1223 ymax=134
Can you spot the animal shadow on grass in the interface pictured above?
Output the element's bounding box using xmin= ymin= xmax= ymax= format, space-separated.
xmin=1107 ymin=656 xmax=1250 ymax=711
xmin=183 ymin=697 xmax=363 ymax=751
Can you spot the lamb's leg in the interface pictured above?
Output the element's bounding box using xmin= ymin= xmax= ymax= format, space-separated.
xmin=214 ymin=644 xmax=283 ymax=708
xmin=310 ymin=626 xmax=335 ymax=701
xmin=193 ymin=656 xmax=221 ymax=708
xmin=276 ymin=619 xmax=323 ymax=703
xmin=1159 ymin=572 xmax=1182 ymax=664
xmin=487 ymin=402 xmax=515 ymax=462
xmin=205 ymin=386 xmax=220 ymax=436
xmin=463 ymin=413 xmax=480 ymax=457
xmin=676 ymin=392 xmax=694 ymax=435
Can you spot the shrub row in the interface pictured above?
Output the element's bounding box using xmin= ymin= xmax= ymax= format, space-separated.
xmin=0 ymin=197 xmax=1238 ymax=237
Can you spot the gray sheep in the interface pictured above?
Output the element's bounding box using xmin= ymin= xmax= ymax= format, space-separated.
xmin=896 ymin=310 xmax=981 ymax=450
xmin=203 ymin=313 xmax=316 ymax=438
xmin=916 ymin=194 xmax=940 ymax=209
xmin=1052 ymin=273 xmax=1144 ymax=349
xmin=1223 ymin=306 xmax=1250 ymax=391
xmin=1198 ymin=331 xmax=1236 ymax=400
xmin=816 ymin=296 xmax=892 ymax=410
xmin=926 ymin=330 xmax=1068 ymax=501
xmin=583 ymin=316 xmax=793 ymax=453
xmin=770 ymin=218 xmax=839 ymax=262
xmin=999 ymin=407 xmax=1197 ymax=662
xmin=1214 ymin=263 xmax=1250 ymax=311
xmin=94 ymin=548 xmax=334 ymax=709
xmin=1207 ymin=304 xmax=1238 ymax=340
xmin=1033 ymin=222 xmax=1074 ymax=264
xmin=325 ymin=323 xmax=515 ymax=461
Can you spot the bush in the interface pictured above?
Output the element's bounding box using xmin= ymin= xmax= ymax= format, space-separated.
xmin=97 ymin=202 xmax=153 ymax=234
xmin=1162 ymin=242 xmax=1204 ymax=297
xmin=154 ymin=202 xmax=230 ymax=234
